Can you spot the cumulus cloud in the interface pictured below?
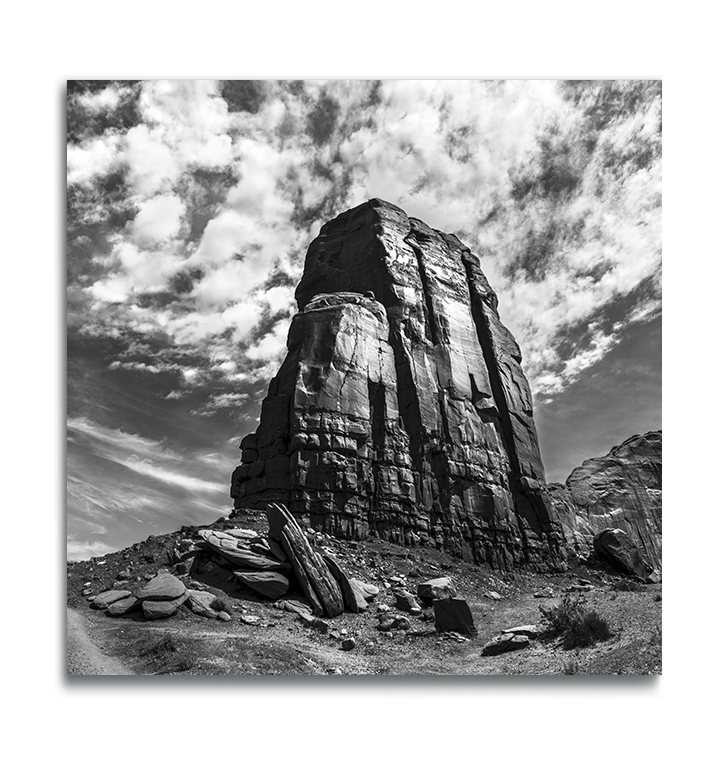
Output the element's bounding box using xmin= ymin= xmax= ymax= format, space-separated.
xmin=132 ymin=194 xmax=186 ymax=243
xmin=68 ymin=79 xmax=661 ymax=406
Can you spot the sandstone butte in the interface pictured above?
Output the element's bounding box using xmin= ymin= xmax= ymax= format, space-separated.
xmin=548 ymin=431 xmax=662 ymax=570
xmin=231 ymin=199 xmax=660 ymax=574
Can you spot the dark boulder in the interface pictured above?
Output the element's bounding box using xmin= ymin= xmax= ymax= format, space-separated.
xmin=593 ymin=528 xmax=658 ymax=582
xmin=433 ymin=598 xmax=477 ymax=638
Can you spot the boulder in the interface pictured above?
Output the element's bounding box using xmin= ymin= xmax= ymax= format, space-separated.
xmin=142 ymin=591 xmax=190 ymax=619
xmin=482 ymin=633 xmax=530 ymax=656
xmin=593 ymin=528 xmax=657 ymax=581
xmin=136 ymin=573 xmax=187 ymax=601
xmin=417 ymin=577 xmax=457 ymax=604
xmin=106 ymin=595 xmax=140 ymax=616
xmin=483 ymin=591 xmax=502 ymax=601
xmin=341 ymin=638 xmax=356 ymax=651
xmin=185 ymin=590 xmax=220 ymax=618
xmin=90 ymin=589 xmax=131 ymax=609
xmin=433 ymin=598 xmax=477 ymax=638
xmin=394 ymin=589 xmax=421 ymax=613
xmin=233 ymin=571 xmax=290 ymax=600
xmin=377 ymin=614 xmax=395 ymax=632
xmin=231 ymin=200 xmax=567 ymax=574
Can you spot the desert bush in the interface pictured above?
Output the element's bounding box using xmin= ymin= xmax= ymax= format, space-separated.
xmin=146 ymin=633 xmax=178 ymax=656
xmin=540 ymin=596 xmax=613 ymax=649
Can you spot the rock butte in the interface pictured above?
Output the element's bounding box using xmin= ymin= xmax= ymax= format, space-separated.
xmin=548 ymin=431 xmax=662 ymax=569
xmin=232 ymin=199 xmax=567 ymax=573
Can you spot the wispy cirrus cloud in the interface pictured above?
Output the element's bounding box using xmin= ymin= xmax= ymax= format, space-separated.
xmin=67 ymin=416 xmax=225 ymax=493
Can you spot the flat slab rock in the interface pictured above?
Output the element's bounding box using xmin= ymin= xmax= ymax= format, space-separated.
xmin=136 ymin=573 xmax=187 ymax=601
xmin=234 ymin=571 xmax=289 ymax=600
xmin=106 ymin=595 xmax=141 ymax=616
xmin=433 ymin=598 xmax=477 ymax=637
xmin=90 ymin=589 xmax=132 ymax=609
xmin=142 ymin=591 xmax=190 ymax=619
xmin=482 ymin=633 xmax=530 ymax=656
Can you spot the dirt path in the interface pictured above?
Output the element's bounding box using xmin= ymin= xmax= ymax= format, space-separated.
xmin=66 ymin=608 xmax=134 ymax=676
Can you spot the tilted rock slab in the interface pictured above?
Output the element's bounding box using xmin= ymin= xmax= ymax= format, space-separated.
xmin=323 ymin=554 xmax=368 ymax=613
xmin=593 ymin=528 xmax=658 ymax=582
xmin=266 ymin=503 xmax=344 ymax=618
xmin=232 ymin=199 xmax=565 ymax=573
xmin=549 ymin=431 xmax=661 ymax=570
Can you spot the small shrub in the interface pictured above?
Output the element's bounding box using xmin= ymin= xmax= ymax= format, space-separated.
xmin=146 ymin=633 xmax=178 ymax=656
xmin=654 ymin=593 xmax=662 ymax=602
xmin=540 ymin=596 xmax=613 ymax=649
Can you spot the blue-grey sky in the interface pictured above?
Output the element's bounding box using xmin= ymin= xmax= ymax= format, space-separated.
xmin=66 ymin=79 xmax=661 ymax=560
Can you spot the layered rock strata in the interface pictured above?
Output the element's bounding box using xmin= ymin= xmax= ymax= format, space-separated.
xmin=232 ymin=199 xmax=566 ymax=572
xmin=549 ymin=431 xmax=662 ymax=569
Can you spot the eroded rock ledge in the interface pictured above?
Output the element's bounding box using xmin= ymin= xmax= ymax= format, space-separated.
xmin=232 ymin=199 xmax=566 ymax=572
xmin=549 ymin=431 xmax=662 ymax=570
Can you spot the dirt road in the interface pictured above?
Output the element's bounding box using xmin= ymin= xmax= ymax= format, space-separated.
xmin=66 ymin=608 xmax=134 ymax=676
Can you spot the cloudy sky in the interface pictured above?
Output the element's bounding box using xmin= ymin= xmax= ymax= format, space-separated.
xmin=66 ymin=79 xmax=661 ymax=561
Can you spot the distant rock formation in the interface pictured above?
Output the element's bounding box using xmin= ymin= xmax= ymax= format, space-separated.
xmin=232 ymin=199 xmax=566 ymax=572
xmin=548 ymin=431 xmax=662 ymax=570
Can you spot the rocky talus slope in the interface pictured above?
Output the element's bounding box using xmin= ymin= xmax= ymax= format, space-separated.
xmin=232 ymin=199 xmax=566 ymax=572
xmin=548 ymin=431 xmax=662 ymax=571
